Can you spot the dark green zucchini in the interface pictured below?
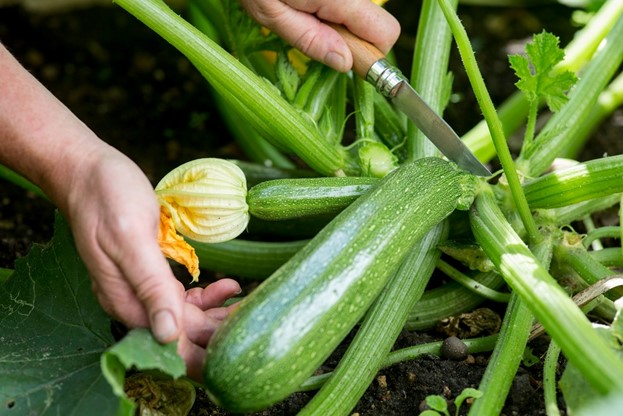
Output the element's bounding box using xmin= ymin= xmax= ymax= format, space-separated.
xmin=190 ymin=238 xmax=308 ymax=279
xmin=202 ymin=158 xmax=478 ymax=412
xmin=247 ymin=176 xmax=379 ymax=220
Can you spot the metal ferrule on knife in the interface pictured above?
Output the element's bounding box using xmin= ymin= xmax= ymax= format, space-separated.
xmin=366 ymin=59 xmax=407 ymax=99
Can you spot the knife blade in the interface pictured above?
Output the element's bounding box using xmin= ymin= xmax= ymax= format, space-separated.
xmin=332 ymin=25 xmax=491 ymax=177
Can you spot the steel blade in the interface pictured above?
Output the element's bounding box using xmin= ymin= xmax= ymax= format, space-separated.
xmin=391 ymin=82 xmax=491 ymax=176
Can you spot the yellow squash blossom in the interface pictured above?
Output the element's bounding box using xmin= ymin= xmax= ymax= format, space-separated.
xmin=155 ymin=158 xmax=250 ymax=281
xmin=155 ymin=158 xmax=249 ymax=243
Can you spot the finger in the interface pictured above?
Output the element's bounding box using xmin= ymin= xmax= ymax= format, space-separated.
xmin=240 ymin=0 xmax=400 ymax=72
xmin=90 ymin=276 xmax=150 ymax=328
xmin=185 ymin=278 xmax=241 ymax=310
xmin=240 ymin=0 xmax=353 ymax=72
xmin=288 ymin=0 xmax=401 ymax=54
xmin=115 ymin=232 xmax=186 ymax=344
xmin=177 ymin=333 xmax=206 ymax=381
xmin=183 ymin=303 xmax=231 ymax=348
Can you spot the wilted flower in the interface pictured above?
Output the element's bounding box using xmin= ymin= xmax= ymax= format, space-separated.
xmin=155 ymin=158 xmax=250 ymax=244
xmin=157 ymin=207 xmax=200 ymax=281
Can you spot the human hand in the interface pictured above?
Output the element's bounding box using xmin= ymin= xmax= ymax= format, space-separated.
xmin=60 ymin=145 xmax=240 ymax=374
xmin=0 ymin=44 xmax=241 ymax=373
xmin=239 ymin=0 xmax=400 ymax=72
xmin=179 ymin=281 xmax=241 ymax=380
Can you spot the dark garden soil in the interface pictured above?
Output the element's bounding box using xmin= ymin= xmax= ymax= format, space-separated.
xmin=1 ymin=2 xmax=622 ymax=415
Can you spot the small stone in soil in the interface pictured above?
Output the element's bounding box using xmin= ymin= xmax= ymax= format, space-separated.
xmin=440 ymin=336 xmax=469 ymax=361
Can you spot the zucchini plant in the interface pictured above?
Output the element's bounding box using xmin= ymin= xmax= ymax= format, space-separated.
xmin=3 ymin=0 xmax=623 ymax=415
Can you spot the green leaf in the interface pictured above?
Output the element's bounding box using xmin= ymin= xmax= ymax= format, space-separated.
xmin=425 ymin=395 xmax=449 ymax=415
xmin=509 ymin=31 xmax=578 ymax=112
xmin=0 ymin=212 xmax=119 ymax=415
xmin=101 ymin=328 xmax=188 ymax=414
xmin=521 ymin=346 xmax=540 ymax=367
xmin=101 ymin=328 xmax=186 ymax=393
xmin=453 ymin=387 xmax=483 ymax=415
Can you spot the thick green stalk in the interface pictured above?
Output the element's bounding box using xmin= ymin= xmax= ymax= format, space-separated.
xmin=462 ymin=0 xmax=623 ymax=162
xmin=468 ymin=294 xmax=533 ymax=416
xmin=353 ymin=76 xmax=376 ymax=141
xmin=408 ymin=0 xmax=456 ymax=160
xmin=470 ymin=187 xmax=623 ymax=394
xmin=469 ymin=234 xmax=552 ymax=415
xmin=295 ymin=65 xmax=341 ymax=123
xmin=559 ymin=0 xmax=623 ymax=74
xmin=539 ymin=194 xmax=620 ymax=226
xmin=517 ymin=14 xmax=623 ymax=176
xmin=523 ymin=155 xmax=623 ymax=209
xmin=214 ymin=93 xmax=295 ymax=169
xmin=325 ymin=72 xmax=348 ymax=146
xmin=113 ymin=0 xmax=347 ymax=176
xmin=188 ymin=1 xmax=290 ymax=167
xmin=437 ymin=0 xmax=539 ymax=244
xmin=373 ymin=93 xmax=407 ymax=160
xmin=560 ymin=72 xmax=623 ymax=159
xmin=297 ymin=222 xmax=447 ymax=416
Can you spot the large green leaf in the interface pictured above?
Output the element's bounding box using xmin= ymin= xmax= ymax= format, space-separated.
xmin=0 ymin=213 xmax=118 ymax=415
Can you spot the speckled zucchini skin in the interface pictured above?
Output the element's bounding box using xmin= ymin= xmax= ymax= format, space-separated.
xmin=202 ymin=158 xmax=477 ymax=412
xmin=247 ymin=176 xmax=379 ymax=220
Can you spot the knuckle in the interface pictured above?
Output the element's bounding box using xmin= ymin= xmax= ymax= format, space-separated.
xmin=293 ymin=29 xmax=321 ymax=57
xmin=133 ymin=273 xmax=184 ymax=306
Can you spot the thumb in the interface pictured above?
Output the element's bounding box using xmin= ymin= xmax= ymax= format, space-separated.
xmin=120 ymin=241 xmax=185 ymax=344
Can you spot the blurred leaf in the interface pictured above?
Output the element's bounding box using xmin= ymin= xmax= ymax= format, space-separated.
xmin=0 ymin=267 xmax=12 ymax=284
xmin=560 ymin=325 xmax=623 ymax=413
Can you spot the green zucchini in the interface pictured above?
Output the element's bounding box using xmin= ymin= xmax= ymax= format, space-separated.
xmin=202 ymin=157 xmax=478 ymax=412
xmin=298 ymin=222 xmax=448 ymax=415
xmin=247 ymin=176 xmax=379 ymax=220
xmin=190 ymin=238 xmax=308 ymax=279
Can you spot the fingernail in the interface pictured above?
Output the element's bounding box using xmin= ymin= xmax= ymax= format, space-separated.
xmin=153 ymin=310 xmax=178 ymax=343
xmin=324 ymin=51 xmax=347 ymax=72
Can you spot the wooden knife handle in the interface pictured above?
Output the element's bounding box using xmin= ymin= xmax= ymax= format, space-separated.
xmin=327 ymin=23 xmax=385 ymax=79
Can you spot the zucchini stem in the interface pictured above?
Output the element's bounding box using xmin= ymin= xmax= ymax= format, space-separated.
xmin=436 ymin=0 xmax=540 ymax=244
xmin=437 ymin=260 xmax=510 ymax=303
xmin=471 ymin=187 xmax=623 ymax=394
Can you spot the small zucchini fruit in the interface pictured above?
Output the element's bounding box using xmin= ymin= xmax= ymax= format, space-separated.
xmin=247 ymin=176 xmax=379 ymax=220
xmin=202 ymin=158 xmax=478 ymax=412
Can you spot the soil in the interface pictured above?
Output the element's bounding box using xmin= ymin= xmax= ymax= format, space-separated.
xmin=1 ymin=2 xmax=621 ymax=415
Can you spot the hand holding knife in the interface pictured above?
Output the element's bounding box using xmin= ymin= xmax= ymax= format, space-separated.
xmin=331 ymin=24 xmax=491 ymax=177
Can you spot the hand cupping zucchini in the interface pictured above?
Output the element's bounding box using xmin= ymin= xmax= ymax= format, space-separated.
xmin=202 ymin=157 xmax=479 ymax=412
